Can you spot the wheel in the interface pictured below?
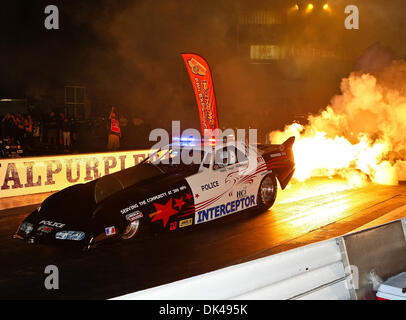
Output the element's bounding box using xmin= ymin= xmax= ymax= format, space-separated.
xmin=257 ymin=174 xmax=278 ymax=211
xmin=121 ymin=220 xmax=140 ymax=240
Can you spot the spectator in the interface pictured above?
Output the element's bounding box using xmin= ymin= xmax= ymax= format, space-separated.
xmin=25 ymin=114 xmax=33 ymax=134
xmin=107 ymin=106 xmax=121 ymax=151
xmin=119 ymin=114 xmax=129 ymax=148
xmin=24 ymin=114 xmax=33 ymax=143
xmin=61 ymin=115 xmax=72 ymax=151
xmin=47 ymin=111 xmax=58 ymax=146
xmin=15 ymin=113 xmax=25 ymax=143
xmin=2 ymin=113 xmax=17 ymax=139
xmin=58 ymin=112 xmax=65 ymax=147
xmin=1 ymin=113 xmax=11 ymax=138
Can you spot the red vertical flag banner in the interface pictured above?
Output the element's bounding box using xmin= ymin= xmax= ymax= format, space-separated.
xmin=181 ymin=53 xmax=219 ymax=133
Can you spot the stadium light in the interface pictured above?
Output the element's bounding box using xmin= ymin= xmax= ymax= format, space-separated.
xmin=323 ymin=3 xmax=329 ymax=10
xmin=287 ymin=4 xmax=300 ymax=14
xmin=306 ymin=3 xmax=314 ymax=12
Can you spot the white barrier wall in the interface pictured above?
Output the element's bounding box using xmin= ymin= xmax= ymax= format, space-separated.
xmin=113 ymin=238 xmax=352 ymax=300
xmin=0 ymin=150 xmax=152 ymax=198
xmin=112 ymin=218 xmax=406 ymax=300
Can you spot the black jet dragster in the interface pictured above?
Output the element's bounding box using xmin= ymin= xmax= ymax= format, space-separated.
xmin=14 ymin=138 xmax=295 ymax=250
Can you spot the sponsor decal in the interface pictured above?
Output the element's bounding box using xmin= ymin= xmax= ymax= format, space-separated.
xmin=149 ymin=199 xmax=179 ymax=228
xmin=137 ymin=185 xmax=188 ymax=208
xmin=0 ymin=150 xmax=152 ymax=199
xmin=188 ymin=58 xmax=207 ymax=76
xmin=201 ymin=180 xmax=219 ymax=192
xmin=55 ymin=231 xmax=85 ymax=241
xmin=39 ymin=220 xmax=65 ymax=228
xmin=179 ymin=218 xmax=193 ymax=228
xmin=38 ymin=225 xmax=53 ymax=233
xmin=170 ymin=222 xmax=177 ymax=231
xmin=125 ymin=211 xmax=143 ymax=221
xmin=195 ymin=195 xmax=256 ymax=224
xmin=105 ymin=226 xmax=116 ymax=236
xmin=174 ymin=197 xmax=186 ymax=210
xmin=121 ymin=204 xmax=139 ymax=215
xmin=148 ymin=191 xmax=194 ymax=227
xmin=236 ymin=189 xmax=247 ymax=199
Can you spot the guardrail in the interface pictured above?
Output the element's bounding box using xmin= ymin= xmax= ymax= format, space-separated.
xmin=113 ymin=238 xmax=352 ymax=300
xmin=113 ymin=217 xmax=406 ymax=300
xmin=0 ymin=150 xmax=151 ymax=198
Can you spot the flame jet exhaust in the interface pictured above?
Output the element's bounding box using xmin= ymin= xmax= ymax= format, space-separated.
xmin=270 ymin=61 xmax=406 ymax=187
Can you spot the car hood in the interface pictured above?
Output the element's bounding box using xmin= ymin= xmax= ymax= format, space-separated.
xmin=24 ymin=163 xmax=195 ymax=230
xmin=34 ymin=183 xmax=97 ymax=226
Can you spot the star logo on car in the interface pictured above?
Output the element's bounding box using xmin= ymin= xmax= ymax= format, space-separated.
xmin=174 ymin=197 xmax=186 ymax=210
xmin=151 ymin=199 xmax=178 ymax=228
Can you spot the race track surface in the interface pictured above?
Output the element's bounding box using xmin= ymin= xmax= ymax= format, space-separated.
xmin=1 ymin=178 xmax=406 ymax=299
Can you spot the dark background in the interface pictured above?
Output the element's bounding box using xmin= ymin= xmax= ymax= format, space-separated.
xmin=0 ymin=0 xmax=405 ymax=140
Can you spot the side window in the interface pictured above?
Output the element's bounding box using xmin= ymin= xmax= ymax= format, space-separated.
xmin=199 ymin=151 xmax=212 ymax=171
xmin=214 ymin=147 xmax=238 ymax=170
xmin=202 ymin=151 xmax=212 ymax=168
xmin=235 ymin=147 xmax=248 ymax=163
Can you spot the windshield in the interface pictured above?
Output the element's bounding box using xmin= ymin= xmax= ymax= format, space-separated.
xmin=144 ymin=145 xmax=211 ymax=173
xmin=94 ymin=162 xmax=164 ymax=204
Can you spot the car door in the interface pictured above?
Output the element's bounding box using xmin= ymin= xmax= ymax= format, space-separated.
xmin=228 ymin=142 xmax=263 ymax=206
xmin=186 ymin=144 xmax=255 ymax=225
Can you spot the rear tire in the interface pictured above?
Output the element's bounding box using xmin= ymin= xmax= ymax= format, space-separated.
xmin=121 ymin=220 xmax=140 ymax=240
xmin=257 ymin=174 xmax=278 ymax=211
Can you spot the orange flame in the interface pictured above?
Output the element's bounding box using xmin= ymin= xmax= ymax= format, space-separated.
xmin=270 ymin=66 xmax=406 ymax=187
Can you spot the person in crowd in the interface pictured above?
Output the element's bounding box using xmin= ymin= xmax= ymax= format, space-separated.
xmin=47 ymin=111 xmax=58 ymax=146
xmin=15 ymin=113 xmax=25 ymax=143
xmin=59 ymin=112 xmax=67 ymax=147
xmin=24 ymin=114 xmax=33 ymax=144
xmin=118 ymin=113 xmax=129 ymax=148
xmin=1 ymin=113 xmax=10 ymax=138
xmin=1 ymin=113 xmax=17 ymax=139
xmin=107 ymin=106 xmax=121 ymax=151
xmin=61 ymin=114 xmax=72 ymax=151
xmin=25 ymin=114 xmax=33 ymax=134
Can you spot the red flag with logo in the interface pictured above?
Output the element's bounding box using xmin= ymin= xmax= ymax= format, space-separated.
xmin=181 ymin=53 xmax=219 ymax=133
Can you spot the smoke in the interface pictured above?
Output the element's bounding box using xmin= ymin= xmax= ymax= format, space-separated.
xmin=271 ymin=54 xmax=406 ymax=185
xmin=81 ymin=0 xmax=237 ymax=129
xmin=5 ymin=0 xmax=406 ymax=141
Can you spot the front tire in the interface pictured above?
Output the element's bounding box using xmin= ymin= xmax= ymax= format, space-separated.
xmin=121 ymin=220 xmax=140 ymax=240
xmin=257 ymin=174 xmax=278 ymax=211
